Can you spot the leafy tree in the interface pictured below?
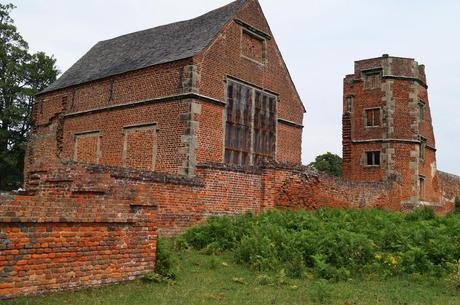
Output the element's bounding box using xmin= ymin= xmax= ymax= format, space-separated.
xmin=309 ymin=152 xmax=343 ymax=177
xmin=0 ymin=3 xmax=58 ymax=190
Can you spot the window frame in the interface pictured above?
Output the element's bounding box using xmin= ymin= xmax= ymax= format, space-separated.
xmin=224 ymin=78 xmax=278 ymax=166
xmin=122 ymin=123 xmax=158 ymax=171
xmin=345 ymin=96 xmax=353 ymax=113
xmin=419 ymin=137 xmax=427 ymax=162
xmin=73 ymin=131 xmax=101 ymax=164
xmin=364 ymin=151 xmax=381 ymax=168
xmin=418 ymin=101 xmax=425 ymax=121
xmin=362 ymin=70 xmax=382 ymax=90
xmin=419 ymin=175 xmax=426 ymax=200
xmin=364 ymin=107 xmax=382 ymax=128
xmin=240 ymin=28 xmax=267 ymax=66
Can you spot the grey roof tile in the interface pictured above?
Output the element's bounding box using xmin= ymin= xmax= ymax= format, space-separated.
xmin=41 ymin=0 xmax=246 ymax=94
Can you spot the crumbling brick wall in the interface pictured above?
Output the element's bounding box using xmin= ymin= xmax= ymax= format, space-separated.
xmin=0 ymin=165 xmax=158 ymax=299
xmin=439 ymin=171 xmax=460 ymax=212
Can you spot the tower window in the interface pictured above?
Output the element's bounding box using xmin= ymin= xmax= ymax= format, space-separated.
xmin=363 ymin=71 xmax=381 ymax=90
xmin=418 ymin=101 xmax=425 ymax=120
xmin=365 ymin=151 xmax=381 ymax=167
xmin=419 ymin=137 xmax=427 ymax=161
xmin=365 ymin=108 xmax=381 ymax=127
xmin=419 ymin=176 xmax=426 ymax=200
xmin=346 ymin=97 xmax=353 ymax=113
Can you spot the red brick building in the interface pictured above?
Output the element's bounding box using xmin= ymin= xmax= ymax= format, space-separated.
xmin=1 ymin=1 xmax=459 ymax=299
xmin=27 ymin=0 xmax=305 ymax=180
xmin=342 ymin=54 xmax=456 ymax=208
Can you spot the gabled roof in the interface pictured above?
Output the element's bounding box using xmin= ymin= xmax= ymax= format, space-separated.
xmin=41 ymin=0 xmax=246 ymax=94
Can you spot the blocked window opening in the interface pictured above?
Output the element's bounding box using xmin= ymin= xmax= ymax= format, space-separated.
xmin=74 ymin=132 xmax=101 ymax=164
xmin=122 ymin=124 xmax=157 ymax=171
xmin=241 ymin=30 xmax=266 ymax=64
xmin=418 ymin=101 xmax=425 ymax=121
xmin=346 ymin=97 xmax=353 ymax=113
xmin=419 ymin=137 xmax=427 ymax=161
xmin=225 ymin=80 xmax=277 ymax=166
xmin=365 ymin=151 xmax=381 ymax=167
xmin=363 ymin=71 xmax=381 ymax=90
xmin=365 ymin=108 xmax=381 ymax=127
xmin=419 ymin=176 xmax=426 ymax=200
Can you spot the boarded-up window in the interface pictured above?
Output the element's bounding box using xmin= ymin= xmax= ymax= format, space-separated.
xmin=253 ymin=91 xmax=276 ymax=164
xmin=364 ymin=72 xmax=381 ymax=90
xmin=365 ymin=108 xmax=381 ymax=127
xmin=225 ymin=81 xmax=252 ymax=166
xmin=225 ymin=80 xmax=276 ymax=166
xmin=74 ymin=132 xmax=101 ymax=164
xmin=122 ymin=124 xmax=157 ymax=171
xmin=241 ymin=30 xmax=265 ymax=64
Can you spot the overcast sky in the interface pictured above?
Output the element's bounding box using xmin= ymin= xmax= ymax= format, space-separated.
xmin=9 ymin=0 xmax=460 ymax=174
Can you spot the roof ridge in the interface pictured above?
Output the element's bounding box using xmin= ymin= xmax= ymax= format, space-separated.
xmin=98 ymin=0 xmax=246 ymax=44
xmin=40 ymin=0 xmax=247 ymax=94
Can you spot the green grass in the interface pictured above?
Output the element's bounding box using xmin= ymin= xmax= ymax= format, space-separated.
xmin=6 ymin=250 xmax=460 ymax=305
xmin=7 ymin=209 xmax=460 ymax=304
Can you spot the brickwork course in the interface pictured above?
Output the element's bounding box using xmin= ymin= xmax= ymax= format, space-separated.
xmin=1 ymin=0 xmax=459 ymax=299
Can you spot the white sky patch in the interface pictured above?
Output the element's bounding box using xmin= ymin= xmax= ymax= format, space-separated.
xmin=10 ymin=0 xmax=460 ymax=174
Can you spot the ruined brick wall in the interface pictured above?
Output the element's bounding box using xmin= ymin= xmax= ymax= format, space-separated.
xmin=439 ymin=171 xmax=460 ymax=204
xmin=0 ymin=165 xmax=158 ymax=299
xmin=272 ymin=165 xmax=401 ymax=212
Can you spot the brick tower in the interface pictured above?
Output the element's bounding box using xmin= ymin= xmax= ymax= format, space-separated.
xmin=342 ymin=55 xmax=441 ymax=206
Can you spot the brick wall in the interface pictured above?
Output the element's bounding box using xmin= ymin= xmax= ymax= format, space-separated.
xmin=439 ymin=171 xmax=460 ymax=205
xmin=343 ymin=55 xmax=441 ymax=207
xmin=0 ymin=165 xmax=158 ymax=299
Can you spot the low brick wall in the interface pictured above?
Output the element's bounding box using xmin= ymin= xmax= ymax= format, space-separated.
xmin=0 ymin=165 xmax=158 ymax=299
xmin=2 ymin=161 xmax=455 ymax=299
xmin=270 ymin=165 xmax=401 ymax=211
xmin=439 ymin=171 xmax=460 ymax=203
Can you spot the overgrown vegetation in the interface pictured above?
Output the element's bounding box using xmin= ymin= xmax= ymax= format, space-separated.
xmin=144 ymin=238 xmax=177 ymax=283
xmin=455 ymin=197 xmax=460 ymax=213
xmin=180 ymin=208 xmax=460 ymax=281
xmin=8 ymin=250 xmax=460 ymax=305
xmin=309 ymin=152 xmax=343 ymax=177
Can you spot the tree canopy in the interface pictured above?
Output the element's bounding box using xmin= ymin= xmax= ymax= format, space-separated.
xmin=0 ymin=3 xmax=59 ymax=190
xmin=309 ymin=152 xmax=343 ymax=177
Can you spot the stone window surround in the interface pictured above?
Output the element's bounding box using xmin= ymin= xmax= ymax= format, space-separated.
xmin=361 ymin=68 xmax=382 ymax=90
xmin=223 ymin=77 xmax=278 ymax=166
xmin=122 ymin=123 xmax=158 ymax=170
xmin=419 ymin=136 xmax=427 ymax=162
xmin=73 ymin=130 xmax=102 ymax=164
xmin=345 ymin=95 xmax=353 ymax=113
xmin=363 ymin=150 xmax=381 ymax=168
xmin=363 ymin=107 xmax=382 ymax=128
xmin=240 ymin=27 xmax=267 ymax=66
xmin=418 ymin=175 xmax=426 ymax=200
xmin=418 ymin=100 xmax=426 ymax=121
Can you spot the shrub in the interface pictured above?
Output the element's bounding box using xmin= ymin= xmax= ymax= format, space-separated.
xmin=181 ymin=208 xmax=460 ymax=281
xmin=455 ymin=197 xmax=460 ymax=213
xmin=449 ymin=260 xmax=460 ymax=290
xmin=310 ymin=280 xmax=332 ymax=304
xmin=155 ymin=238 xmax=177 ymax=280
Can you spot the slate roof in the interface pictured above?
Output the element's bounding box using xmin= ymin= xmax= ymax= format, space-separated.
xmin=41 ymin=0 xmax=246 ymax=94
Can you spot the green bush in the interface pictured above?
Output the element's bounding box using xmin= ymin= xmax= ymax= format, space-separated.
xmin=455 ymin=197 xmax=460 ymax=213
xmin=180 ymin=208 xmax=460 ymax=281
xmin=155 ymin=238 xmax=177 ymax=280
